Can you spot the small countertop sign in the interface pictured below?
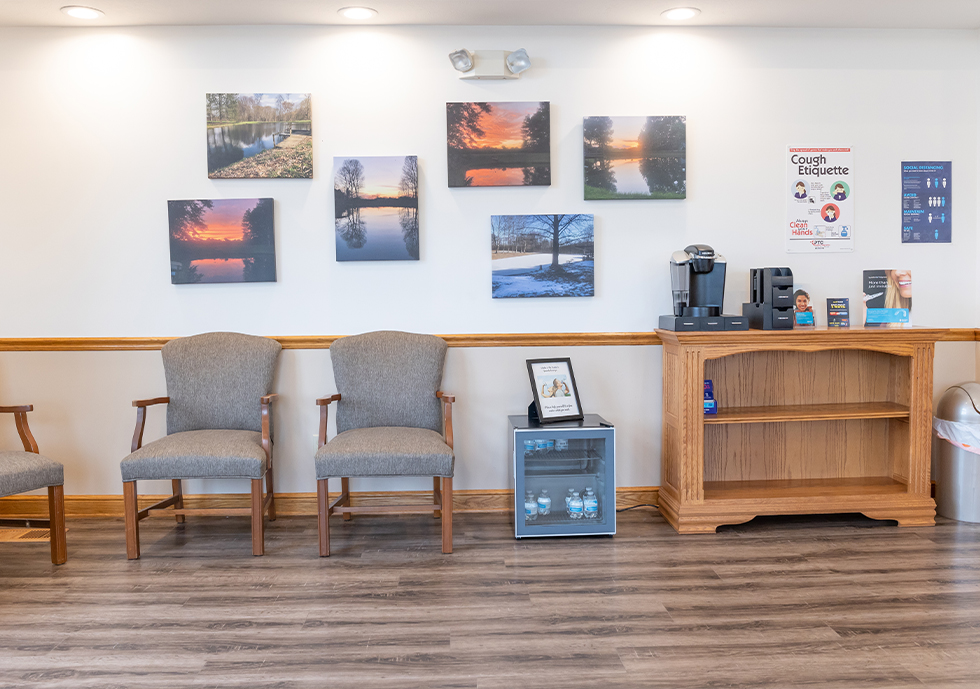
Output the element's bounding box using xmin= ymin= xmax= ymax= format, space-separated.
xmin=828 ymin=298 xmax=850 ymax=327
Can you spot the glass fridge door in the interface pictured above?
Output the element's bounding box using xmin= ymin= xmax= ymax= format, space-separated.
xmin=515 ymin=427 xmax=615 ymax=537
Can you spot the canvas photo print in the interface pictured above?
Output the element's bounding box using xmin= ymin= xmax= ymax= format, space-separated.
xmin=583 ymin=116 xmax=686 ymax=199
xmin=491 ymin=214 xmax=594 ymax=298
xmin=207 ymin=93 xmax=312 ymax=178
xmin=447 ymin=102 xmax=550 ymax=187
xmin=168 ymin=198 xmax=276 ymax=284
xmin=334 ymin=156 xmax=419 ymax=261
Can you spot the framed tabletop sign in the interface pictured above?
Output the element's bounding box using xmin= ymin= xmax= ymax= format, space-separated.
xmin=526 ymin=358 xmax=584 ymax=423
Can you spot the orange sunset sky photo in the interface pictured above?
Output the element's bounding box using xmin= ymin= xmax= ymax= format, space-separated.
xmin=468 ymin=102 xmax=538 ymax=148
xmin=192 ymin=199 xmax=260 ymax=242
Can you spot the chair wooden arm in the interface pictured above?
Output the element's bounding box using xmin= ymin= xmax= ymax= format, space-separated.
xmin=260 ymin=394 xmax=278 ymax=461
xmin=437 ymin=391 xmax=455 ymax=450
xmin=132 ymin=397 xmax=170 ymax=408
xmin=316 ymin=394 xmax=341 ymax=447
xmin=2 ymin=404 xmax=39 ymax=453
xmin=131 ymin=396 xmax=169 ymax=453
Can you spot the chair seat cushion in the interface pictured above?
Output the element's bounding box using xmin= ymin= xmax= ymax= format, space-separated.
xmin=0 ymin=451 xmax=64 ymax=498
xmin=120 ymin=430 xmax=267 ymax=481
xmin=315 ymin=427 xmax=454 ymax=478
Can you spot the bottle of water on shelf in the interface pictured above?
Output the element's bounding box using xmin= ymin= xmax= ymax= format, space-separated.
xmin=536 ymin=489 xmax=551 ymax=516
xmin=568 ymin=491 xmax=584 ymax=519
xmin=524 ymin=491 xmax=538 ymax=522
xmin=523 ymin=439 xmax=536 ymax=457
xmin=583 ymin=488 xmax=599 ymax=519
xmin=566 ymin=488 xmax=575 ymax=514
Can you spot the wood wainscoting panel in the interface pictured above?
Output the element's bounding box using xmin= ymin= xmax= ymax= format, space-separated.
xmin=0 ymin=486 xmax=660 ymax=519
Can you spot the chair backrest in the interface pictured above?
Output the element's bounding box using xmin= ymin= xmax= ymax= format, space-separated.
xmin=162 ymin=332 xmax=282 ymax=435
xmin=331 ymin=331 xmax=447 ymax=435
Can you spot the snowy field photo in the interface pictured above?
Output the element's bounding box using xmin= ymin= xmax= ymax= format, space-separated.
xmin=491 ymin=214 xmax=594 ymax=298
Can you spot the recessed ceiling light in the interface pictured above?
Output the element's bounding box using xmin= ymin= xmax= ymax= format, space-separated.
xmin=661 ymin=7 xmax=701 ymax=21
xmin=60 ymin=5 xmax=105 ymax=19
xmin=338 ymin=6 xmax=378 ymax=20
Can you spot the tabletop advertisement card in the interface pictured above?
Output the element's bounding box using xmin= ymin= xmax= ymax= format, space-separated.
xmin=793 ymin=286 xmax=815 ymax=326
xmin=786 ymin=146 xmax=854 ymax=253
xmin=863 ymin=270 xmax=911 ymax=326
xmin=827 ymin=298 xmax=850 ymax=327
xmin=902 ymin=161 xmax=951 ymax=243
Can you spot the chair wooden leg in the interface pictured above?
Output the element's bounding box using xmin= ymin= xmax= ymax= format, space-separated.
xmin=441 ymin=477 xmax=453 ymax=554
xmin=317 ymin=478 xmax=330 ymax=557
xmin=172 ymin=479 xmax=185 ymax=524
xmin=266 ymin=465 xmax=276 ymax=521
xmin=251 ymin=478 xmax=265 ymax=556
xmin=47 ymin=485 xmax=67 ymax=565
xmin=341 ymin=477 xmax=352 ymax=521
xmin=433 ymin=477 xmax=442 ymax=519
xmin=123 ymin=481 xmax=140 ymax=560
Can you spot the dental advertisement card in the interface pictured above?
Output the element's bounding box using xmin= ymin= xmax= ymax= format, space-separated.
xmin=786 ymin=146 xmax=854 ymax=253
xmin=902 ymin=161 xmax=951 ymax=243
xmin=863 ymin=270 xmax=911 ymax=326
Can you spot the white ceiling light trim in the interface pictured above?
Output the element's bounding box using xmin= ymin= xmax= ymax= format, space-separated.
xmin=338 ymin=6 xmax=378 ymax=20
xmin=661 ymin=7 xmax=701 ymax=21
xmin=60 ymin=5 xmax=105 ymax=20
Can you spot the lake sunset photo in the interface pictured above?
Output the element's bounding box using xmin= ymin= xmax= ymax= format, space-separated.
xmin=583 ymin=116 xmax=686 ymax=200
xmin=168 ymin=198 xmax=277 ymax=284
xmin=447 ymin=102 xmax=551 ymax=187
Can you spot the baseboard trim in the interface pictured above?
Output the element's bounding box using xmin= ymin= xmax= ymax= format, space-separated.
xmin=0 ymin=487 xmax=660 ymax=518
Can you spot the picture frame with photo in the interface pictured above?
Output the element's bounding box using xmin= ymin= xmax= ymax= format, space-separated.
xmin=526 ymin=358 xmax=584 ymax=423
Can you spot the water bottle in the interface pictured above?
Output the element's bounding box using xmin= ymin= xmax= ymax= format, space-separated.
xmin=583 ymin=488 xmax=599 ymax=519
xmin=568 ymin=491 xmax=584 ymax=519
xmin=523 ymin=439 xmax=536 ymax=457
xmin=536 ymin=489 xmax=551 ymax=516
xmin=545 ymin=439 xmax=555 ymax=453
xmin=524 ymin=491 xmax=538 ymax=522
xmin=566 ymin=488 xmax=575 ymax=513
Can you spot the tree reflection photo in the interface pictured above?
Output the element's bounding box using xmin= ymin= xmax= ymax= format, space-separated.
xmin=334 ymin=156 xmax=419 ymax=261
xmin=583 ymin=115 xmax=686 ymax=200
xmin=206 ymin=93 xmax=313 ymax=179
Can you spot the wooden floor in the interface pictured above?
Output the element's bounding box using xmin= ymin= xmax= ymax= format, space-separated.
xmin=1 ymin=509 xmax=979 ymax=688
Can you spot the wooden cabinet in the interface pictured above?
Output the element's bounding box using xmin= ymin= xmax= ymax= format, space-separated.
xmin=657 ymin=327 xmax=942 ymax=533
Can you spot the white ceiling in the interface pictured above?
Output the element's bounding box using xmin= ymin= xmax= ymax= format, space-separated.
xmin=2 ymin=0 xmax=980 ymax=29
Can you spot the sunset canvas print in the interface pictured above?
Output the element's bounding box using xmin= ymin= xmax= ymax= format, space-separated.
xmin=491 ymin=214 xmax=594 ymax=298
xmin=583 ymin=116 xmax=686 ymax=200
xmin=447 ymin=102 xmax=551 ymax=187
xmin=168 ymin=198 xmax=276 ymax=284
xmin=334 ymin=156 xmax=419 ymax=261
xmin=207 ymin=93 xmax=312 ymax=179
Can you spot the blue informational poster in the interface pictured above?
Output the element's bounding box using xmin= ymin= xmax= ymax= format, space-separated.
xmin=902 ymin=161 xmax=951 ymax=243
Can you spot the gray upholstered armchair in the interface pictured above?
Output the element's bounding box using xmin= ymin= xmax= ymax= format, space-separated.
xmin=0 ymin=404 xmax=66 ymax=564
xmin=315 ymin=330 xmax=455 ymax=556
xmin=120 ymin=332 xmax=282 ymax=559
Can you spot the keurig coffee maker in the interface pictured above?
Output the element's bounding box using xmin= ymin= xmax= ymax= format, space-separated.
xmin=658 ymin=245 xmax=748 ymax=331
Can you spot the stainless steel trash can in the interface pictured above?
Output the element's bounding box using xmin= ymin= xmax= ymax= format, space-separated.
xmin=935 ymin=382 xmax=980 ymax=523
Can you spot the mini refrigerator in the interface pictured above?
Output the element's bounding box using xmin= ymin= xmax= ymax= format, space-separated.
xmin=509 ymin=414 xmax=615 ymax=538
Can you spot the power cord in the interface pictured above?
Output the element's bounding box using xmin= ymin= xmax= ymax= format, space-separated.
xmin=616 ymin=503 xmax=659 ymax=512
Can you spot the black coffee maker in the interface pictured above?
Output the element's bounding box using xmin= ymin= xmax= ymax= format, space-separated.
xmin=658 ymin=244 xmax=748 ymax=331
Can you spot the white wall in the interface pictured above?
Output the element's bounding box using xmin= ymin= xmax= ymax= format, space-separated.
xmin=0 ymin=25 xmax=977 ymax=495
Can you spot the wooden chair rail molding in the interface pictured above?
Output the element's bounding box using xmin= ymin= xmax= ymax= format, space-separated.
xmin=0 ymin=487 xmax=659 ymax=518
xmin=0 ymin=329 xmax=975 ymax=351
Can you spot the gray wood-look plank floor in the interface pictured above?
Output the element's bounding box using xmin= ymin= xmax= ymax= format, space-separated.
xmin=1 ymin=509 xmax=979 ymax=689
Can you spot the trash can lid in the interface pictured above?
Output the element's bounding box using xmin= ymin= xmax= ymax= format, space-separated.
xmin=937 ymin=382 xmax=980 ymax=422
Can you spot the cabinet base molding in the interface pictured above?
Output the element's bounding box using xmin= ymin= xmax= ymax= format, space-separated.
xmin=659 ymin=482 xmax=936 ymax=534
xmin=0 ymin=486 xmax=660 ymax=519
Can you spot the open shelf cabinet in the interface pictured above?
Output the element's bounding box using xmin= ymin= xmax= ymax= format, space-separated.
xmin=656 ymin=327 xmax=942 ymax=533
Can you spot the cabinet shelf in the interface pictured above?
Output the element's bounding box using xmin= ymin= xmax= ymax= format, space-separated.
xmin=703 ymin=401 xmax=910 ymax=425
xmin=703 ymin=477 xmax=907 ymax=501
